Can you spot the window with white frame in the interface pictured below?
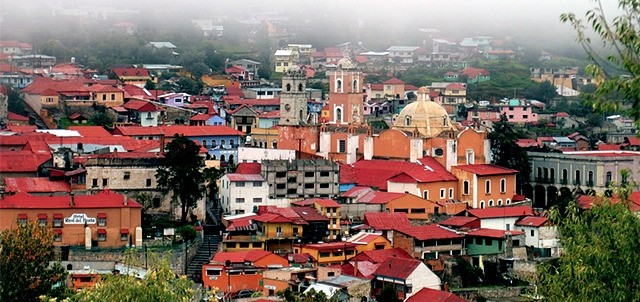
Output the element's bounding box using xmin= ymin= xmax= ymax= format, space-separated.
xmin=485 ymin=180 xmax=491 ymax=194
xmin=235 ymin=198 xmax=245 ymax=203
xmin=440 ymin=189 xmax=446 ymax=199
xmin=500 ymin=178 xmax=506 ymax=193
xmin=423 ymin=190 xmax=429 ymax=200
xmin=463 ymin=181 xmax=469 ymax=195
xmin=449 ymin=188 xmax=454 ymax=199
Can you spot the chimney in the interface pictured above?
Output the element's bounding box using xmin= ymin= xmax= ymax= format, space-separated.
xmin=123 ymin=194 xmax=128 ymax=206
xmin=70 ymin=192 xmax=75 ymax=207
xmin=353 ymin=257 xmax=358 ymax=277
xmin=159 ymin=134 xmax=165 ymax=154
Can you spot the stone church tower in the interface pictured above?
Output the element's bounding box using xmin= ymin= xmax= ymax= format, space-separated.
xmin=279 ymin=66 xmax=308 ymax=125
xmin=0 ymin=86 xmax=8 ymax=128
xmin=327 ymin=57 xmax=364 ymax=125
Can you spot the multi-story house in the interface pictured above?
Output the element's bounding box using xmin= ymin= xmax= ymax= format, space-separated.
xmin=123 ymin=99 xmax=161 ymax=127
xmin=496 ymin=99 xmax=538 ymax=124
xmin=451 ymin=164 xmax=519 ymax=209
xmin=292 ymin=198 xmax=341 ymax=240
xmin=371 ymin=257 xmax=441 ymax=300
xmin=219 ymin=171 xmax=269 ymax=215
xmin=201 ymin=250 xmax=289 ymax=293
xmin=111 ymin=67 xmax=153 ymax=86
xmin=393 ymin=224 xmax=464 ymax=260
xmin=262 ymin=159 xmax=340 ymax=200
xmin=0 ymin=190 xmax=142 ymax=248
xmin=463 ymin=206 xmax=534 ymax=231
xmin=465 ymin=229 xmax=525 ymax=256
xmin=386 ymin=46 xmax=420 ymax=64
xmin=274 ymin=49 xmax=296 ymax=73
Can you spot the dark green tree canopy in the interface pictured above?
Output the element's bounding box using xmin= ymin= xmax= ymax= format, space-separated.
xmin=156 ymin=134 xmax=205 ymax=223
xmin=0 ymin=222 xmax=67 ymax=302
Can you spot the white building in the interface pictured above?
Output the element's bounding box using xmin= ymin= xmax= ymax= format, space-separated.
xmin=515 ymin=216 xmax=560 ymax=257
xmin=219 ymin=172 xmax=290 ymax=215
xmin=466 ymin=206 xmax=534 ymax=231
xmin=237 ymin=147 xmax=296 ymax=163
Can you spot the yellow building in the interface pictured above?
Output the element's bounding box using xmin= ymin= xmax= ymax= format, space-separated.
xmin=346 ymin=231 xmax=392 ymax=253
xmin=293 ymin=241 xmax=358 ymax=266
xmin=255 ymin=211 xmax=306 ymax=255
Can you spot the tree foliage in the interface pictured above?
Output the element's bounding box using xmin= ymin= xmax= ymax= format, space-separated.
xmin=488 ymin=114 xmax=531 ymax=192
xmin=561 ymin=0 xmax=640 ymax=124
xmin=376 ymin=284 xmax=401 ymax=302
xmin=156 ymin=135 xmax=205 ymax=224
xmin=88 ymin=113 xmax=114 ymax=128
xmin=539 ymin=201 xmax=640 ymax=301
xmin=69 ymin=256 xmax=215 ymax=302
xmin=524 ymin=80 xmax=558 ymax=103
xmin=0 ymin=221 xmax=67 ymax=302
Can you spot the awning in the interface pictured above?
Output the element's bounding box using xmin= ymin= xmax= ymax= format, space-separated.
xmin=38 ymin=213 xmax=48 ymax=219
xmin=97 ymin=213 xmax=107 ymax=219
xmin=97 ymin=229 xmax=107 ymax=234
xmin=53 ymin=213 xmax=63 ymax=219
xmin=54 ymin=229 xmax=62 ymax=234
xmin=120 ymin=228 xmax=129 ymax=234
xmin=18 ymin=214 xmax=27 ymax=219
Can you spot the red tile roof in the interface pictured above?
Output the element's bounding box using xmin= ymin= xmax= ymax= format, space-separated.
xmin=515 ymin=216 xmax=548 ymax=227
xmin=225 ymin=173 xmax=264 ymax=182
xmin=352 ymin=159 xmax=457 ymax=190
xmin=113 ymin=125 xmax=244 ymax=137
xmin=257 ymin=110 xmax=280 ymax=118
xmin=369 ymin=83 xmax=384 ymax=91
xmin=225 ymin=98 xmax=280 ymax=107
xmin=383 ymin=78 xmax=405 ymax=85
xmin=364 ymin=212 xmax=411 ymax=230
xmin=8 ymin=111 xmax=29 ymax=121
xmin=405 ymin=288 xmax=466 ymax=302
xmin=112 ymin=67 xmax=150 ymax=77
xmin=123 ymin=99 xmax=158 ymax=112
xmin=0 ymin=151 xmax=51 ymax=173
xmin=439 ymin=216 xmax=479 ymax=227
xmin=373 ymin=257 xmax=421 ymax=280
xmin=577 ymin=192 xmax=640 ymax=211
xmin=0 ymin=190 xmax=140 ymax=209
xmin=311 ymin=198 xmax=340 ymax=208
xmin=554 ymin=112 xmax=570 ymax=117
xmin=224 ymin=215 xmax=256 ymax=231
xmin=68 ymin=126 xmax=112 ymax=137
xmin=446 ymin=83 xmax=466 ymax=90
xmin=461 ymin=67 xmax=490 ymax=79
xmin=291 ymin=207 xmax=329 ymax=222
xmin=597 ymin=143 xmax=623 ymax=151
xmin=466 ymin=228 xmax=524 ymax=238
xmin=303 ymin=241 xmax=358 ymax=251
xmin=405 ymin=85 xmax=419 ymax=91
xmin=395 ymin=224 xmax=463 ymax=240
xmin=234 ymin=162 xmax=262 ymax=174
xmin=289 ymin=253 xmax=316 ymax=264
xmin=358 ymin=191 xmax=405 ymax=204
xmin=466 ymin=206 xmax=533 ymax=219
xmin=350 ymin=247 xmax=412 ymax=264
xmin=211 ymin=250 xmax=275 ymax=264
xmin=337 ymin=162 xmax=357 ymax=184
xmin=5 ymin=125 xmax=36 ymax=133
xmin=341 ymin=186 xmax=373 ymax=198
xmin=453 ymin=164 xmax=518 ymax=175
xmin=4 ymin=177 xmax=71 ymax=193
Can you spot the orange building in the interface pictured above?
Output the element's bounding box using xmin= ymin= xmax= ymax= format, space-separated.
xmin=451 ymin=164 xmax=518 ymax=209
xmin=384 ymin=194 xmax=442 ymax=220
xmin=201 ymin=250 xmax=289 ymax=293
xmin=294 ymin=241 xmax=358 ymax=266
xmin=0 ymin=190 xmax=142 ymax=247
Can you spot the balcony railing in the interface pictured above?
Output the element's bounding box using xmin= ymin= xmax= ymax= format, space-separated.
xmin=574 ymin=180 xmax=581 ymax=186
xmin=587 ymin=180 xmax=594 ymax=187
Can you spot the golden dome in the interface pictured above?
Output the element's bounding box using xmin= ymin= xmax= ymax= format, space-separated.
xmin=393 ymin=98 xmax=454 ymax=138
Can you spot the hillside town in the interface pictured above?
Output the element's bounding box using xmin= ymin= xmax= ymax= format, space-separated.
xmin=1 ymin=1 xmax=640 ymax=302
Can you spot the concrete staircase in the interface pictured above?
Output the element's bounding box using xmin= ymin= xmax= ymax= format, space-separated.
xmin=186 ymin=234 xmax=221 ymax=283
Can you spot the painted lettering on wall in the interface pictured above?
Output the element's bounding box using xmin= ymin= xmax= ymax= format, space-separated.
xmin=64 ymin=213 xmax=97 ymax=224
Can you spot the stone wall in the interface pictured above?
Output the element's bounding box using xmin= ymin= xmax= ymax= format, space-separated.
xmin=452 ymin=286 xmax=531 ymax=301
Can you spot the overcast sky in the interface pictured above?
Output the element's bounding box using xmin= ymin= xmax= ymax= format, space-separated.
xmin=0 ymin=0 xmax=623 ymax=53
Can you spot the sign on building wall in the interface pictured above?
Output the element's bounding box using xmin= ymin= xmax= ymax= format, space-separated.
xmin=64 ymin=213 xmax=97 ymax=224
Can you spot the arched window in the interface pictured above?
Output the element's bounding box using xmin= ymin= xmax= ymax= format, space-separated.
xmin=543 ymin=168 xmax=549 ymax=180
xmin=423 ymin=190 xmax=429 ymax=200
xmin=405 ymin=116 xmax=411 ymax=126
xmin=489 ymin=200 xmax=494 ymax=207
xmin=537 ymin=167 xmax=542 ymax=178
xmin=480 ymin=201 xmax=485 ymax=209
xmin=336 ymin=79 xmax=342 ymax=92
xmin=550 ymin=168 xmax=555 ymax=182
xmin=606 ymin=171 xmax=613 ymax=185
xmin=500 ymin=178 xmax=506 ymax=193
xmin=352 ymin=79 xmax=358 ymax=91
xmin=220 ymin=154 xmax=226 ymax=162
xmin=498 ymin=199 xmax=503 ymax=206
xmin=298 ymin=83 xmax=303 ymax=92
xmin=212 ymin=154 xmax=216 ymax=160
xmin=202 ymin=140 xmax=207 ymax=148
xmin=286 ymin=83 xmax=291 ymax=92
xmin=562 ymin=169 xmax=568 ymax=184
xmin=221 ymin=139 xmax=226 ymax=148
xmin=463 ymin=180 xmax=470 ymax=195
xmin=575 ymin=170 xmax=581 ymax=185
xmin=506 ymin=198 xmax=511 ymax=204
xmin=211 ymin=140 xmax=217 ymax=148
xmin=588 ymin=171 xmax=594 ymax=186
xmin=485 ymin=180 xmax=491 ymax=194
xmin=230 ymin=139 xmax=234 ymax=147
xmin=336 ymin=108 xmax=343 ymax=123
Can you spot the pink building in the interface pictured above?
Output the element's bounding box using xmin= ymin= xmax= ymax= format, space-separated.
xmin=497 ymin=99 xmax=538 ymax=124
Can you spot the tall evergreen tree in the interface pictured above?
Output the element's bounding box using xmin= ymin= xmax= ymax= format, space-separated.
xmin=156 ymin=135 xmax=205 ymax=224
xmin=488 ymin=114 xmax=531 ymax=192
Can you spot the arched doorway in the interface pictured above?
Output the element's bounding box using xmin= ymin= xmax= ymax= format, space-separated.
xmin=534 ymin=185 xmax=546 ymax=208
xmin=523 ymin=184 xmax=534 ymax=200
xmin=546 ymin=186 xmax=558 ymax=207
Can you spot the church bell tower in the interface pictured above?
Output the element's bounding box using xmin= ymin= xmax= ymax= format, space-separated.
xmin=279 ymin=67 xmax=308 ymax=125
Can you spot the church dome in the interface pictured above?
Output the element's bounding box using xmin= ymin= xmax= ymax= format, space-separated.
xmin=393 ymin=93 xmax=454 ymax=138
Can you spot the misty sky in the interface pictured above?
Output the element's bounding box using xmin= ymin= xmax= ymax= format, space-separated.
xmin=0 ymin=0 xmax=623 ymax=54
